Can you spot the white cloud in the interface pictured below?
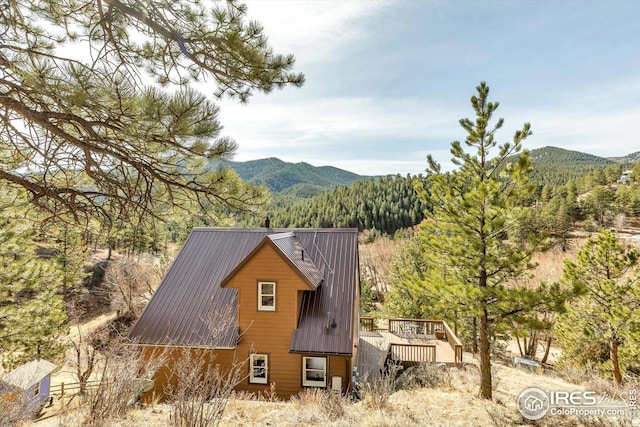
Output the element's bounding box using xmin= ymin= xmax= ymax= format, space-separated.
xmin=213 ymin=2 xmax=640 ymax=175
xmin=523 ymin=108 xmax=640 ymax=156
xmin=242 ymin=0 xmax=394 ymax=64
xmin=219 ymin=95 xmax=457 ymax=148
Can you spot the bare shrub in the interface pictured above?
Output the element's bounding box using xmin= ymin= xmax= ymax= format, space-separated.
xmin=162 ymin=305 xmax=247 ymax=427
xmin=491 ymin=365 xmax=502 ymax=393
xmin=67 ymin=308 xmax=98 ymax=397
xmin=105 ymin=257 xmax=165 ymax=318
xmin=164 ymin=348 xmax=246 ymax=427
xmin=357 ymin=365 xmax=400 ymax=410
xmin=485 ymin=404 xmax=520 ymax=427
xmin=69 ymin=341 xmax=166 ymax=426
xmin=0 ymin=397 xmax=31 ymax=427
xmin=359 ymin=235 xmax=404 ymax=297
xmin=262 ymin=382 xmax=279 ymax=402
xmin=290 ymin=388 xmax=345 ymax=422
xmin=566 ymin=415 xmax=634 ymax=427
xmin=396 ymin=363 xmax=452 ymax=390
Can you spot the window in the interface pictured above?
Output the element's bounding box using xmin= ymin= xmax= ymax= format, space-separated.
xmin=302 ymin=357 xmax=327 ymax=387
xmin=33 ymin=385 xmax=40 ymax=397
xmin=258 ymin=282 xmax=276 ymax=311
xmin=249 ymin=353 xmax=268 ymax=384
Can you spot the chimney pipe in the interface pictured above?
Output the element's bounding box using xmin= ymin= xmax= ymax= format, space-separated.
xmin=264 ymin=216 xmax=270 ymax=228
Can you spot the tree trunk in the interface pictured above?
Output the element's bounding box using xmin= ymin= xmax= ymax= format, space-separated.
xmin=472 ymin=316 xmax=478 ymax=354
xmin=516 ymin=336 xmax=524 ymax=357
xmin=610 ymin=332 xmax=623 ymax=387
xmin=541 ymin=335 xmax=552 ymax=364
xmin=479 ymin=307 xmax=492 ymax=399
xmin=527 ymin=330 xmax=538 ymax=358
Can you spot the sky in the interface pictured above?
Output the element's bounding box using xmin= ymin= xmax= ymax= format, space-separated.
xmin=216 ymin=0 xmax=640 ymax=176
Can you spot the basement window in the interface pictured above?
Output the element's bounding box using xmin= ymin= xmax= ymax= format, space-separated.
xmin=302 ymin=356 xmax=327 ymax=387
xmin=249 ymin=353 xmax=268 ymax=384
xmin=258 ymin=281 xmax=276 ymax=311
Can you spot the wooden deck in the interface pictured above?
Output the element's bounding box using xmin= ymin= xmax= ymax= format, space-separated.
xmin=356 ymin=318 xmax=462 ymax=379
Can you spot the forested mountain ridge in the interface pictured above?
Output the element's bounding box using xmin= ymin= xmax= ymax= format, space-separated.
xmin=221 ymin=147 xmax=636 ymax=197
xmin=530 ymin=146 xmax=614 ymax=165
xmin=608 ymin=151 xmax=640 ymax=164
xmin=513 ymin=146 xmax=624 ymax=186
xmin=217 ymin=157 xmax=370 ymax=195
xmin=235 ymin=147 xmax=638 ymax=236
xmin=244 ymin=175 xmax=429 ymax=235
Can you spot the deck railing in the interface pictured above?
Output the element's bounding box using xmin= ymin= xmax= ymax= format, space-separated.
xmin=360 ymin=317 xmax=464 ymax=366
xmin=440 ymin=321 xmax=463 ymax=365
xmin=387 ymin=318 xmax=445 ymax=336
xmin=360 ymin=316 xmax=377 ymax=332
xmin=390 ymin=343 xmax=436 ymax=363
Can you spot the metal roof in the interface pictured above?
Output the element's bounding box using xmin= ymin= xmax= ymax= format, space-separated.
xmin=267 ymin=232 xmax=324 ymax=289
xmin=1 ymin=359 xmax=56 ymax=390
xmin=129 ymin=228 xmax=358 ymax=355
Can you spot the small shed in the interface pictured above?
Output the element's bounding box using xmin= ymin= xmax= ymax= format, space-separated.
xmin=0 ymin=358 xmax=57 ymax=416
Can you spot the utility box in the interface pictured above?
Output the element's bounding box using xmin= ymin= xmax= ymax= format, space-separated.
xmin=331 ymin=376 xmax=342 ymax=394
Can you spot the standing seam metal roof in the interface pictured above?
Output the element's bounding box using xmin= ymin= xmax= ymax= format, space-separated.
xmin=1 ymin=359 xmax=56 ymax=390
xmin=129 ymin=228 xmax=358 ymax=355
xmin=267 ymin=232 xmax=324 ymax=289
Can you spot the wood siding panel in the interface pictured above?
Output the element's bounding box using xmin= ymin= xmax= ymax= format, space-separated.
xmin=142 ymin=347 xmax=236 ymax=403
xmin=227 ymin=243 xmax=312 ymax=397
xmin=328 ymin=355 xmax=349 ymax=393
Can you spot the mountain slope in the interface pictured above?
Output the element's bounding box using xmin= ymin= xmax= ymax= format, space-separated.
xmin=608 ymin=151 xmax=640 ymax=164
xmin=522 ymin=146 xmax=615 ymax=185
xmin=220 ymin=158 xmax=369 ymax=195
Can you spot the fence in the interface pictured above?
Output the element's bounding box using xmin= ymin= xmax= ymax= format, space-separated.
xmin=49 ymin=379 xmax=102 ymax=398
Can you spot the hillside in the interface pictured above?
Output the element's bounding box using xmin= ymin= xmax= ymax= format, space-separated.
xmin=524 ymin=146 xmax=615 ymax=185
xmin=219 ymin=158 xmax=370 ymax=196
xmin=38 ymin=358 xmax=633 ymax=427
xmin=608 ymin=151 xmax=640 ymax=164
xmin=248 ymin=175 xmax=428 ymax=235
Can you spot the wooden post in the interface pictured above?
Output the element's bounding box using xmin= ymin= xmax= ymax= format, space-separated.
xmin=60 ymin=382 xmax=64 ymax=397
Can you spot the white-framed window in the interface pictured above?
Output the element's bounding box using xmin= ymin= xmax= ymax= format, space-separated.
xmin=302 ymin=356 xmax=327 ymax=387
xmin=33 ymin=385 xmax=40 ymax=397
xmin=258 ymin=281 xmax=276 ymax=311
xmin=249 ymin=353 xmax=268 ymax=384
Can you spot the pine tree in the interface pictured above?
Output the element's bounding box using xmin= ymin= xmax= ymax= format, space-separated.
xmin=0 ymin=190 xmax=67 ymax=368
xmin=0 ymin=0 xmax=300 ymax=223
xmin=556 ymin=230 xmax=640 ymax=386
xmin=414 ymin=82 xmax=559 ymax=399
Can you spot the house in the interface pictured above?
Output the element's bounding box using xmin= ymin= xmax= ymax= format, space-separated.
xmin=618 ymin=170 xmax=633 ymax=184
xmin=0 ymin=358 xmax=57 ymax=417
xmin=130 ymin=227 xmax=464 ymax=400
xmin=129 ymin=228 xmax=360 ymax=399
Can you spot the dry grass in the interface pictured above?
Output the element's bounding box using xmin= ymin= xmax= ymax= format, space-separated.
xmin=31 ymin=359 xmax=638 ymax=427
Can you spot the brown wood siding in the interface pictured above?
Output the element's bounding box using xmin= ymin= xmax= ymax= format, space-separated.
xmin=141 ymin=346 xmax=236 ymax=403
xmin=327 ymin=355 xmax=350 ymax=393
xmin=227 ymin=243 xmax=316 ymax=397
xmin=142 ymin=348 xmax=353 ymax=400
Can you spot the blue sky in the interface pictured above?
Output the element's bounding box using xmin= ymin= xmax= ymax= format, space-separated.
xmin=217 ymin=0 xmax=640 ymax=176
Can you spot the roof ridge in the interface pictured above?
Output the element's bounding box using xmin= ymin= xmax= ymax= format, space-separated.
xmin=190 ymin=227 xmax=358 ymax=233
xmin=268 ymin=231 xmax=296 ymax=240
